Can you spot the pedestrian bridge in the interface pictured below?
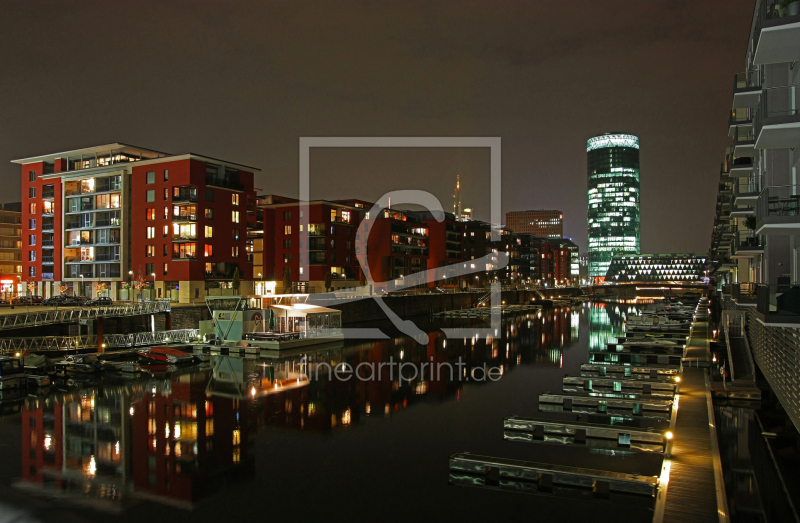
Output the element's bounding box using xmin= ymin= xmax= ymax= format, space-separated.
xmin=0 ymin=328 xmax=198 ymax=354
xmin=0 ymin=300 xmax=172 ymax=332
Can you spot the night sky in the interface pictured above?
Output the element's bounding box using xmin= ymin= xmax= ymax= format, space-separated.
xmin=0 ymin=0 xmax=753 ymax=253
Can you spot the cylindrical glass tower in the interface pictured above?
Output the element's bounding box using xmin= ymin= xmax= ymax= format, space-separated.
xmin=586 ymin=133 xmax=640 ymax=281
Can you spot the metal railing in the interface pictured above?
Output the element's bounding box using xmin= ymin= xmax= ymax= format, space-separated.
xmin=756 ymin=184 xmax=800 ymax=223
xmin=0 ymin=328 xmax=198 ymax=354
xmin=0 ymin=300 xmax=172 ymax=332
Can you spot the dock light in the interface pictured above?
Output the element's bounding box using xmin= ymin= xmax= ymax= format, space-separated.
xmin=102 ymin=343 xmax=106 ymax=348
xmin=14 ymin=352 xmax=20 ymax=357
xmin=250 ymin=387 xmax=256 ymax=397
xmin=665 ymin=431 xmax=674 ymax=440
xmin=713 ymin=355 xmax=717 ymax=363
xmin=129 ymin=407 xmax=134 ymax=416
xmin=674 ymin=376 xmax=681 ymax=383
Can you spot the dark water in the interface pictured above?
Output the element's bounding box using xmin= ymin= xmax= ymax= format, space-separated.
xmin=0 ymin=303 xmax=661 ymax=523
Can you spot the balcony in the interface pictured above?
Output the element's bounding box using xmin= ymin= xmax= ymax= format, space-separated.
xmin=41 ymin=240 xmax=54 ymax=248
xmin=754 ymin=85 xmax=800 ymax=149
xmin=728 ymin=108 xmax=753 ymax=135
xmin=755 ymin=184 xmax=800 ymax=234
xmin=41 ymin=190 xmax=55 ymax=201
xmin=730 ymin=204 xmax=755 ymax=218
xmin=731 ymin=233 xmax=765 ymax=258
xmin=172 ymin=190 xmax=198 ymax=203
xmin=172 ymin=234 xmax=197 ymax=242
xmin=756 ymin=283 xmax=800 ymax=327
xmin=729 ymin=156 xmax=754 ymax=178
xmin=42 ymin=256 xmax=54 ymax=264
xmin=732 ymin=127 xmax=755 ymax=157
xmin=41 ymin=209 xmax=55 ymax=217
xmin=753 ymin=0 xmax=800 ymax=66
xmin=732 ymin=71 xmax=762 ymax=109
xmin=41 ymin=223 xmax=55 ymax=233
xmin=172 ymin=213 xmax=197 ymax=223
xmin=95 ymin=254 xmax=120 ymax=262
xmin=731 ymin=282 xmax=758 ymax=304
xmin=734 ymin=180 xmax=760 ymax=205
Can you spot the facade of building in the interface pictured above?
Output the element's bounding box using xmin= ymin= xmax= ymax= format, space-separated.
xmin=417 ymin=211 xmax=465 ymax=287
xmin=15 ymin=143 xmax=257 ymax=301
xmin=708 ymin=0 xmax=800 ymax=434
xmin=587 ymin=133 xmax=641 ymax=281
xmin=505 ymin=210 xmax=563 ymax=238
xmin=260 ymin=197 xmax=363 ymax=294
xmin=0 ymin=202 xmax=22 ymax=298
xmin=605 ymin=253 xmax=708 ymax=283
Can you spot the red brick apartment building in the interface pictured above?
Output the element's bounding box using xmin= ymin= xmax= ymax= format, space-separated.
xmin=253 ymin=198 xmax=464 ymax=293
xmin=14 ymin=143 xmax=257 ymax=301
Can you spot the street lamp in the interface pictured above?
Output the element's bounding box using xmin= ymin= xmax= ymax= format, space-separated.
xmin=151 ymin=273 xmax=156 ymax=301
xmin=128 ymin=270 xmax=134 ymax=302
xmin=79 ymin=274 xmax=84 ymax=299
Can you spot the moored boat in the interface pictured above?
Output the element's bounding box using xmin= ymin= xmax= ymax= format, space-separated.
xmin=134 ymin=346 xmax=195 ymax=365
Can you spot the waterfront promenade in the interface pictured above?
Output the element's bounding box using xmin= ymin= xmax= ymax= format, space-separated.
xmin=661 ymin=320 xmax=728 ymax=523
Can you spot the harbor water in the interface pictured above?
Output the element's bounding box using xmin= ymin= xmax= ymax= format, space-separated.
xmin=0 ymin=303 xmax=665 ymax=522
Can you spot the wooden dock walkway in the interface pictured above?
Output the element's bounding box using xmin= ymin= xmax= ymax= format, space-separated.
xmin=661 ymin=320 xmax=728 ymax=523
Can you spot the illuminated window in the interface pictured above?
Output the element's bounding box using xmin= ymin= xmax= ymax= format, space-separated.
xmin=232 ymin=194 xmax=240 ymax=206
xmin=205 ymin=226 xmax=214 ymax=238
xmin=146 ymin=227 xmax=155 ymax=239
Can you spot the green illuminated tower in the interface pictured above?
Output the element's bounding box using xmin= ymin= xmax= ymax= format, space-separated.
xmin=586 ymin=133 xmax=640 ymax=280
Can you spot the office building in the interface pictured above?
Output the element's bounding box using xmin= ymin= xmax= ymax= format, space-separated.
xmin=505 ymin=210 xmax=563 ymax=238
xmin=605 ymin=253 xmax=708 ymax=283
xmin=587 ymin=133 xmax=641 ymax=281
xmin=15 ymin=143 xmax=257 ymax=301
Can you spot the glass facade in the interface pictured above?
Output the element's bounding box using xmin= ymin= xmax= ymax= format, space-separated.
xmin=586 ymin=133 xmax=640 ymax=279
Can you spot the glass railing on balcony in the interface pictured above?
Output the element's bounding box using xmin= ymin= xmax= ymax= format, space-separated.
xmin=42 ymin=239 xmax=54 ymax=248
xmin=757 ymin=282 xmax=800 ymax=318
xmin=755 ymin=84 xmax=800 ymax=138
xmin=42 ymin=273 xmax=54 ymax=281
xmin=733 ymin=127 xmax=755 ymax=146
xmin=172 ymin=234 xmax=197 ymax=241
xmin=756 ymin=184 xmax=800 ymax=222
xmin=95 ymin=254 xmax=120 ymax=262
xmin=171 ymin=213 xmax=197 ymax=222
xmin=734 ymin=232 xmax=765 ymax=252
xmin=728 ymin=108 xmax=753 ymax=126
xmin=41 ymin=223 xmax=55 ymax=232
xmin=172 ymin=191 xmax=198 ymax=203
xmin=41 ymin=190 xmax=55 ymax=200
xmin=733 ymin=69 xmax=761 ymax=92
xmin=41 ymin=256 xmax=54 ymax=264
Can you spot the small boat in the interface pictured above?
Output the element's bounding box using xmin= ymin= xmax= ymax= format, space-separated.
xmin=22 ymin=354 xmax=56 ymax=378
xmin=134 ymin=346 xmax=195 ymax=365
xmin=0 ymin=357 xmax=27 ymax=389
xmin=55 ymin=354 xmax=103 ymax=375
xmin=27 ymin=374 xmax=51 ymax=388
xmin=102 ymin=361 xmax=143 ymax=374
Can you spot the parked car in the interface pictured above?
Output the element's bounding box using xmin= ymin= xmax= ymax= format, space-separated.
xmin=11 ymin=296 xmax=30 ymax=305
xmin=42 ymin=295 xmax=67 ymax=305
xmin=0 ymin=298 xmax=9 ymax=306
xmin=30 ymin=295 xmax=43 ymax=304
xmin=87 ymin=297 xmax=113 ymax=306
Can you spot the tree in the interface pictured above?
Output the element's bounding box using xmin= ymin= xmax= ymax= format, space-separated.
xmin=58 ymin=283 xmax=70 ymax=296
xmin=232 ymin=267 xmax=241 ymax=294
xmin=744 ymin=215 xmax=757 ymax=235
xmin=282 ymin=267 xmax=291 ymax=294
xmin=324 ymin=271 xmax=332 ymax=292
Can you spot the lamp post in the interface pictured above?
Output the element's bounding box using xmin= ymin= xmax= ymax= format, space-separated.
xmin=128 ymin=270 xmax=134 ymax=302
xmin=151 ymin=273 xmax=156 ymax=301
xmin=79 ymin=274 xmax=84 ymax=299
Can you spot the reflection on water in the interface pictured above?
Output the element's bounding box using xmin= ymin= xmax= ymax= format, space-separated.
xmin=17 ymin=305 xmax=606 ymax=514
xmin=588 ymin=302 xmax=633 ymax=352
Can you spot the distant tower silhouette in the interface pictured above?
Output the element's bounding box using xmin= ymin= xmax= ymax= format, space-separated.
xmin=453 ymin=175 xmax=462 ymax=218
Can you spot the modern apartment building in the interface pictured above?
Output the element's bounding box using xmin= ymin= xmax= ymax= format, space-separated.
xmin=0 ymin=202 xmax=22 ymax=297
xmin=587 ymin=133 xmax=641 ymax=281
xmin=14 ymin=143 xmax=257 ymax=301
xmin=259 ymin=196 xmax=363 ymax=293
xmin=505 ymin=210 xmax=563 ymax=238
xmin=709 ymin=0 xmax=800 ymax=433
